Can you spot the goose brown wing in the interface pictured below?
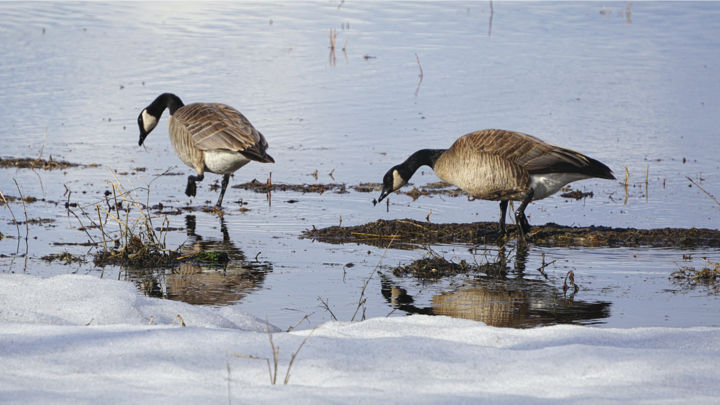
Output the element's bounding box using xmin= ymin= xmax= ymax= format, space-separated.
xmin=174 ymin=103 xmax=264 ymax=152
xmin=456 ymin=129 xmax=603 ymax=176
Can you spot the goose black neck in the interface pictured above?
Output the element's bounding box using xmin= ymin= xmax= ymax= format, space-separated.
xmin=400 ymin=149 xmax=446 ymax=177
xmin=148 ymin=93 xmax=185 ymax=116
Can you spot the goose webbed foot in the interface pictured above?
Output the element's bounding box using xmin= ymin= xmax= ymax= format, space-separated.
xmin=185 ymin=173 xmax=204 ymax=197
xmin=475 ymin=226 xmax=508 ymax=243
xmin=185 ymin=179 xmax=197 ymax=197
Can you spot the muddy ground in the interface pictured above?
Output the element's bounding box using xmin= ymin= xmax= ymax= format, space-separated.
xmin=302 ymin=218 xmax=720 ymax=249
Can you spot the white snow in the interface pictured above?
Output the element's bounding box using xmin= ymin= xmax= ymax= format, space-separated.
xmin=1 ymin=274 xmax=719 ymax=404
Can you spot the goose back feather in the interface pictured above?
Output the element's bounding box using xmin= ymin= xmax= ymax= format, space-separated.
xmin=433 ymin=129 xmax=613 ymax=201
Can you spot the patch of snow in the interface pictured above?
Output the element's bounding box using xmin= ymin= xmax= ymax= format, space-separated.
xmin=1 ymin=274 xmax=719 ymax=404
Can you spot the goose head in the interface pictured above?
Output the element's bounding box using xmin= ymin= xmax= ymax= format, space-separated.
xmin=378 ymin=165 xmax=409 ymax=202
xmin=137 ymin=108 xmax=160 ymax=146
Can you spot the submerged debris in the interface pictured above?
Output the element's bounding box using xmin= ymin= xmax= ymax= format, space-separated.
xmin=560 ymin=189 xmax=594 ymax=200
xmin=41 ymin=252 xmax=84 ymax=264
xmin=670 ymin=260 xmax=720 ymax=294
xmin=0 ymin=156 xmax=82 ymax=170
xmin=302 ymin=218 xmax=720 ymax=248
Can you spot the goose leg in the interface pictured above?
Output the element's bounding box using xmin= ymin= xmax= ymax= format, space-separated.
xmin=185 ymin=173 xmax=204 ymax=197
xmin=515 ymin=190 xmax=534 ymax=238
xmin=476 ymin=200 xmax=509 ymax=241
xmin=498 ymin=200 xmax=508 ymax=234
xmin=215 ymin=174 xmax=230 ymax=208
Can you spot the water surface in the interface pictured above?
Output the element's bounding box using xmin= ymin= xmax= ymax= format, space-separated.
xmin=1 ymin=1 xmax=719 ymax=329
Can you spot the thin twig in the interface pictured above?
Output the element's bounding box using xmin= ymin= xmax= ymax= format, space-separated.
xmin=13 ymin=179 xmax=30 ymax=257
xmin=0 ymin=190 xmax=21 ymax=253
xmin=226 ymin=362 xmax=232 ymax=405
xmin=231 ymin=352 xmax=272 ymax=385
xmin=488 ymin=0 xmax=494 ymax=37
xmin=97 ymin=205 xmax=108 ymax=252
xmin=686 ymin=176 xmax=720 ymax=207
xmin=263 ymin=315 xmax=280 ymax=385
xmin=283 ymin=327 xmax=317 ymax=385
xmin=414 ymin=53 xmax=424 ymax=97
xmin=351 ymin=238 xmax=394 ymax=322
xmin=286 ymin=312 xmax=314 ymax=332
xmin=317 ymin=297 xmax=338 ymax=321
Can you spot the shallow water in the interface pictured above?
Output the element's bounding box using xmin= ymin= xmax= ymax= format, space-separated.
xmin=1 ymin=1 xmax=719 ymax=330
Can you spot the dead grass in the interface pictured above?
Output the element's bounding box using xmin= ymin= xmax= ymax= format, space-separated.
xmin=231 ymin=316 xmax=316 ymax=385
xmin=77 ymin=170 xmax=178 ymax=268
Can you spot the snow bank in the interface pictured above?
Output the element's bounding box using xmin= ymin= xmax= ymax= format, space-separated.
xmin=0 ymin=274 xmax=273 ymax=331
xmin=1 ymin=274 xmax=719 ymax=404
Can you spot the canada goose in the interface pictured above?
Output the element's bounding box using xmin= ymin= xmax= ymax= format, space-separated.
xmin=377 ymin=129 xmax=615 ymax=236
xmin=137 ymin=93 xmax=274 ymax=208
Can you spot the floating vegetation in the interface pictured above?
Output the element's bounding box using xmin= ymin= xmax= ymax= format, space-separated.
xmin=0 ymin=195 xmax=40 ymax=205
xmin=41 ymin=252 xmax=84 ymax=265
xmin=232 ymin=179 xmax=348 ymax=194
xmin=230 ymin=179 xmax=461 ymax=197
xmin=392 ymin=255 xmax=476 ymax=279
xmin=16 ymin=218 xmax=55 ymax=225
xmin=303 ymin=218 xmax=720 ymax=248
xmin=178 ymin=250 xmax=230 ymax=267
xmin=560 ymin=189 xmax=594 ymax=200
xmin=671 ymin=259 xmax=720 ymax=294
xmin=0 ymin=156 xmax=84 ymax=170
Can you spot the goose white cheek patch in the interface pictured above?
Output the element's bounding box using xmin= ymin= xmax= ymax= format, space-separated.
xmin=392 ymin=169 xmax=405 ymax=190
xmin=142 ymin=110 xmax=158 ymax=133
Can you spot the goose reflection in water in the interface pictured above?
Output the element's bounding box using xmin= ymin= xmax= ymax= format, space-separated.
xmin=135 ymin=215 xmax=272 ymax=306
xmin=381 ymin=245 xmax=610 ymax=328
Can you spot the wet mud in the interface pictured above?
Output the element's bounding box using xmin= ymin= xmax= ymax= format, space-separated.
xmin=302 ymin=218 xmax=720 ymax=248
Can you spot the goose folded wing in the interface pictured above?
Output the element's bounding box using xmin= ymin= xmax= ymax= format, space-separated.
xmin=189 ymin=104 xmax=263 ymax=152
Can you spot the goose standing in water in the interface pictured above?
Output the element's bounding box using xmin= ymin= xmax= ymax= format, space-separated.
xmin=377 ymin=129 xmax=615 ymax=237
xmin=137 ymin=93 xmax=274 ymax=208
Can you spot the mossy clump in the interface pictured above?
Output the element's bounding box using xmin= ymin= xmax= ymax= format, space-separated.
xmin=190 ymin=251 xmax=230 ymax=266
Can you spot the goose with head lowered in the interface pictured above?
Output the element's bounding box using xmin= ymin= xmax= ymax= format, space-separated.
xmin=377 ymin=129 xmax=615 ymax=237
xmin=137 ymin=93 xmax=274 ymax=208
